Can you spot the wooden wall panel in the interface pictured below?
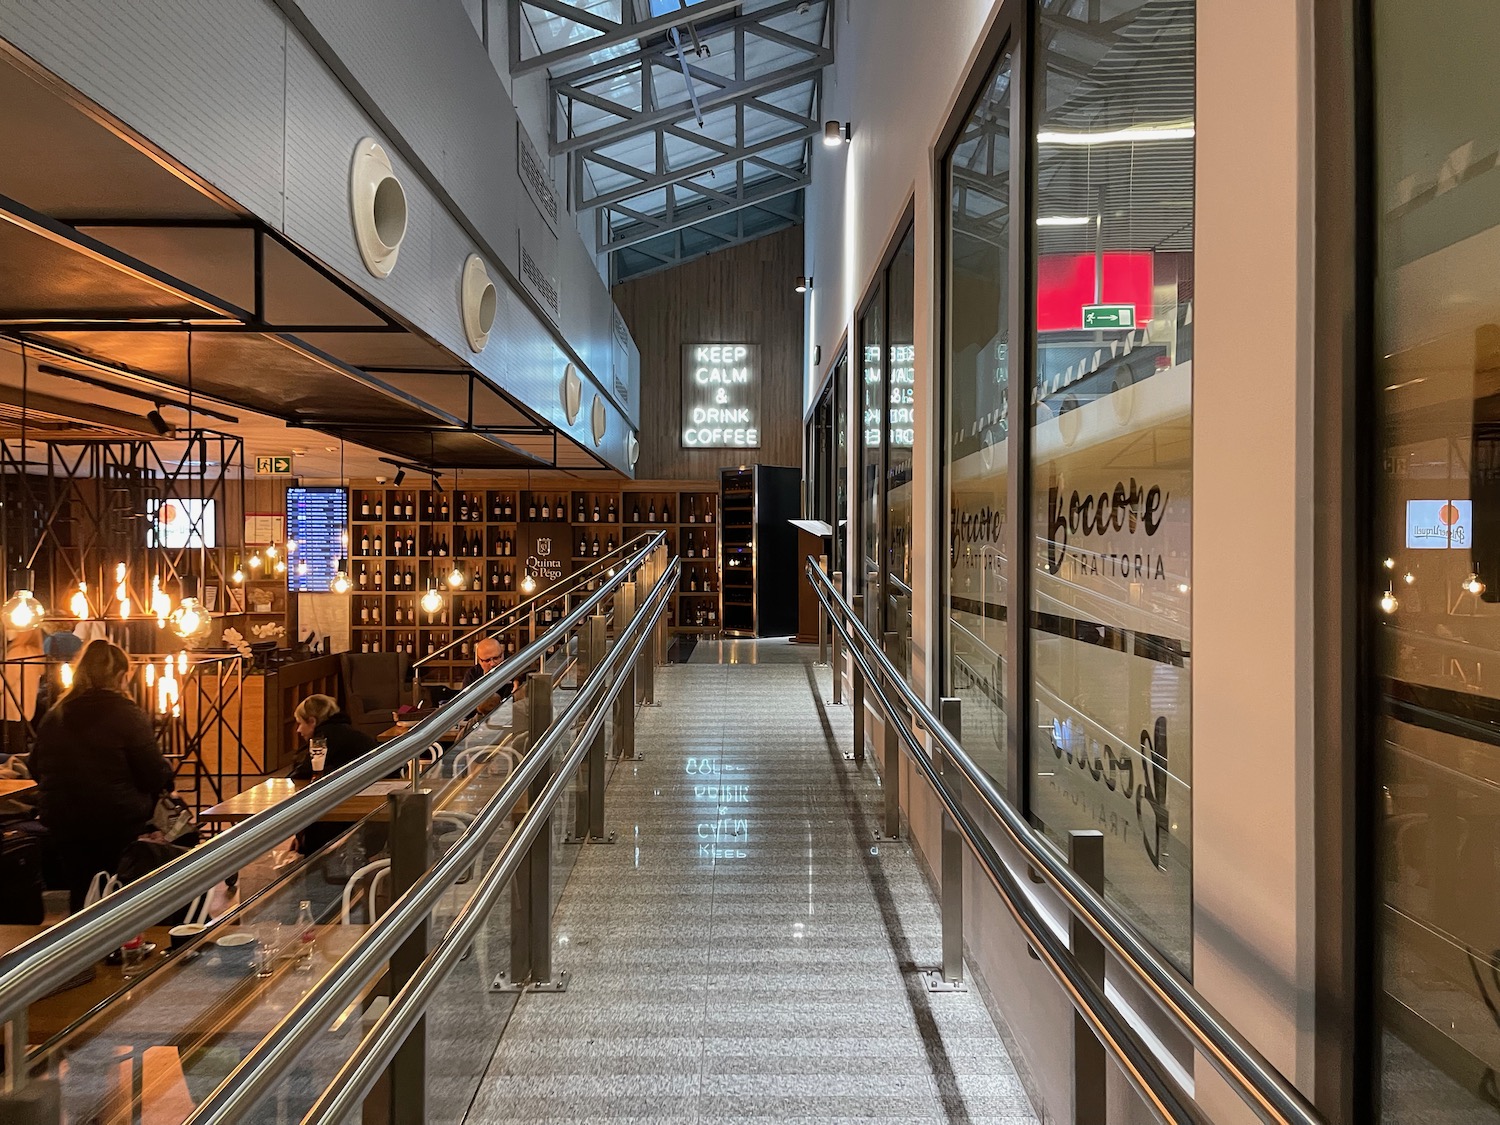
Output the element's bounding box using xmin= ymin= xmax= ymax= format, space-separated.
xmin=612 ymin=226 xmax=805 ymax=482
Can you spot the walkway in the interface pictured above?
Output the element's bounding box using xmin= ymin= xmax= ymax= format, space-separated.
xmin=465 ymin=639 xmax=1037 ymax=1124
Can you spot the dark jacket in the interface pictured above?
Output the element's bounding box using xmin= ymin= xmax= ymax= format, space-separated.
xmin=289 ymin=712 xmax=377 ymax=779
xmin=30 ymin=688 xmax=174 ymax=848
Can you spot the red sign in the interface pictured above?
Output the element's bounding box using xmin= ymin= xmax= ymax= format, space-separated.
xmin=1037 ymin=253 xmax=1155 ymax=332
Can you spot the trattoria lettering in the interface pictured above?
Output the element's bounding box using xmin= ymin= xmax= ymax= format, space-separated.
xmin=1046 ymin=478 xmax=1168 ymax=575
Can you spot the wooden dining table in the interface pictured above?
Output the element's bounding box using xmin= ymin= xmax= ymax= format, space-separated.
xmin=0 ymin=777 xmax=37 ymax=799
xmin=198 ymin=777 xmax=411 ymax=825
xmin=0 ymin=924 xmax=175 ymax=1043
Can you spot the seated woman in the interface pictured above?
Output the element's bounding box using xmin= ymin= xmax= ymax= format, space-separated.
xmin=289 ymin=693 xmax=379 ymax=858
xmin=289 ymin=693 xmax=376 ymax=780
xmin=30 ymin=639 xmax=174 ymax=910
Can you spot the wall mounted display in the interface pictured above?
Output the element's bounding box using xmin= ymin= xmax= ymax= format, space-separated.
xmin=286 ymin=487 xmax=349 ymax=593
xmin=682 ymin=344 xmax=760 ymax=448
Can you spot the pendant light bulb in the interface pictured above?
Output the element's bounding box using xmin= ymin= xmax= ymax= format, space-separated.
xmin=330 ymin=559 xmax=353 ymax=595
xmin=151 ymin=575 xmax=173 ymax=624
xmin=248 ymin=552 xmax=263 ymax=571
xmin=1380 ymin=588 xmax=1399 ymax=615
xmin=1402 ymin=571 xmax=1416 ymax=586
xmin=421 ymin=585 xmax=444 ymax=615
xmin=446 ymin=563 xmax=465 ymax=589
xmin=1464 ymin=572 xmax=1486 ymax=597
xmin=274 ymin=558 xmax=286 ymax=576
xmin=520 ymin=572 xmax=537 ymax=595
xmin=70 ymin=581 xmax=90 ymax=620
xmin=231 ymin=559 xmax=245 ymax=584
xmin=2 ymin=587 xmax=44 ymax=631
xmin=285 ymin=538 xmax=298 ymax=555
xmin=264 ymin=543 xmax=279 ymax=560
xmin=296 ymin=560 xmax=309 ymax=577
xmin=59 ymin=662 xmax=74 ymax=690
xmin=171 ymin=597 xmax=209 ymax=640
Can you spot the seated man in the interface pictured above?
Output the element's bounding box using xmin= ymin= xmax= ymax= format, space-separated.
xmin=461 ymin=638 xmax=509 ymax=716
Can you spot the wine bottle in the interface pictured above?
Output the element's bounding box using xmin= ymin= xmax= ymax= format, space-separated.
xmin=608 ymin=497 xmax=617 ymax=522
xmin=540 ymin=496 xmax=550 ymax=520
xmin=504 ymin=496 xmax=514 ymax=520
xmin=471 ymin=571 xmax=481 ymax=592
xmin=360 ymin=531 xmax=370 ymax=556
xmin=374 ymin=533 xmax=383 ymax=555
xmin=360 ymin=497 xmax=371 ymax=518
xmin=632 ymin=501 xmax=640 ymax=523
xmin=358 ymin=566 xmax=368 ymax=590
xmin=592 ymin=498 xmax=601 ymax=522
xmin=459 ymin=495 xmax=469 ymax=521
xmin=440 ymin=495 xmax=450 ymax=520
xmin=688 ymin=497 xmax=696 ymax=523
xmin=592 ymin=534 xmax=600 ymax=556
xmin=375 ymin=498 xmax=383 ymax=520
xmin=374 ymin=567 xmax=384 ymax=590
xmin=648 ymin=500 xmax=657 ymax=523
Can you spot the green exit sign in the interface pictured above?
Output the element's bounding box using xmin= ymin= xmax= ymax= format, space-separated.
xmin=1082 ymin=304 xmax=1136 ymax=330
xmin=255 ymin=455 xmax=293 ymax=475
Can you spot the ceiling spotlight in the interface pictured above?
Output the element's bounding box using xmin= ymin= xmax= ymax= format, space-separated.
xmin=823 ymin=120 xmax=851 ymax=147
xmin=146 ymin=406 xmax=172 ymax=435
xmin=795 ymin=275 xmax=812 ymax=293
xmin=393 ymin=468 xmax=407 ymax=486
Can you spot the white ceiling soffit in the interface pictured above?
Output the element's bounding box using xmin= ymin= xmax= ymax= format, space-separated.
xmin=513 ymin=0 xmax=831 ymax=279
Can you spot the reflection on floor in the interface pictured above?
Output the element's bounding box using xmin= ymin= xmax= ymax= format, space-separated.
xmin=466 ymin=639 xmax=1037 ymax=1124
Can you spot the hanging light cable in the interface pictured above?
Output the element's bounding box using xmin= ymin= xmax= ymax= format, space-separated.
xmin=330 ymin=437 xmax=352 ymax=594
xmin=4 ymin=342 xmax=46 ymax=630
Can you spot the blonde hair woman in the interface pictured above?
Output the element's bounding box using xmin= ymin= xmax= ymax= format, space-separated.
xmin=31 ymin=640 xmax=174 ymax=909
xmin=289 ymin=693 xmax=375 ymax=780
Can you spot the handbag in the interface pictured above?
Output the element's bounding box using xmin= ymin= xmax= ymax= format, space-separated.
xmin=152 ymin=793 xmax=195 ymax=843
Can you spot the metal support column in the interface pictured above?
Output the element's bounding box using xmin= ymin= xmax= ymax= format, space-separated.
xmin=1069 ymin=831 xmax=1106 ymax=1123
xmin=848 ymin=594 xmax=865 ymax=760
xmin=924 ymin=698 xmax=969 ymax=992
xmin=498 ymin=673 xmax=566 ymax=992
xmin=831 ymin=572 xmax=844 ymax=704
xmin=880 ymin=631 xmax=901 ymax=840
xmin=383 ymin=788 xmax=433 ymax=1124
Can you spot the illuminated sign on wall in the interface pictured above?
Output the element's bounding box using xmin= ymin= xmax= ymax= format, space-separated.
xmin=682 ymin=343 xmax=760 ymax=448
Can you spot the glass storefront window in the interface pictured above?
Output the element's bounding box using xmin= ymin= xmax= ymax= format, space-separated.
xmin=945 ymin=46 xmax=1014 ymax=792
xmin=1374 ymin=2 xmax=1500 ymax=1118
xmin=887 ymin=230 xmax=916 ymax=674
xmin=1026 ymin=0 xmax=1196 ymax=968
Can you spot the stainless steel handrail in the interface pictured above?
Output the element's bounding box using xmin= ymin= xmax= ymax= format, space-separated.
xmin=301 ymin=560 xmax=677 ymax=1125
xmin=0 ymin=531 xmax=668 ymax=1041
xmin=807 ymin=560 xmax=1323 ymax=1125
xmin=413 ymin=531 xmax=653 ymax=669
xmin=179 ymin=555 xmax=679 ymax=1125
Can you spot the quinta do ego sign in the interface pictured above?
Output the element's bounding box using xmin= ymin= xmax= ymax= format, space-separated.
xmin=682 ymin=343 xmax=760 ymax=448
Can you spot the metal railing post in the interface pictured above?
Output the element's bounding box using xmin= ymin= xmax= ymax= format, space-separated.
xmin=831 ymin=572 xmax=844 ymax=704
xmin=636 ymin=575 xmax=656 ymax=706
xmin=614 ymin=582 xmax=638 ymax=760
xmin=881 ymin=631 xmax=902 ymax=840
xmin=504 ymin=673 xmax=565 ymax=991
xmin=849 ymin=594 xmax=865 ymax=760
xmin=926 ymin=697 xmax=967 ymax=992
xmin=383 ymin=788 xmax=433 ymax=1124
xmin=0 ymin=1079 xmax=60 ymax=1125
xmin=583 ymin=616 xmax=613 ymax=843
xmin=1070 ymin=830 xmax=1107 ymax=1124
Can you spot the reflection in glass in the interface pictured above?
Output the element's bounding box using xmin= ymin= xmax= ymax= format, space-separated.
xmin=945 ymin=46 xmax=1014 ymax=791
xmin=860 ymin=284 xmax=886 ymax=635
xmin=1374 ymin=1 xmax=1500 ymax=1118
xmin=1028 ymin=0 xmax=1196 ymax=968
xmin=887 ymin=229 xmax=916 ymax=676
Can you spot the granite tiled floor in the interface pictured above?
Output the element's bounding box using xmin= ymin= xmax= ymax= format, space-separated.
xmin=465 ymin=639 xmax=1037 ymax=1124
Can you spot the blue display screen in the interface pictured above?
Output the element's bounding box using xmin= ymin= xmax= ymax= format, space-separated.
xmin=286 ymin=487 xmax=349 ymax=593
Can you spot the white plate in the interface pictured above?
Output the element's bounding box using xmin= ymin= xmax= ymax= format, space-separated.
xmin=214 ymin=932 xmax=255 ymax=948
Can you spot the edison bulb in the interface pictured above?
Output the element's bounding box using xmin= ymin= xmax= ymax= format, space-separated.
xmin=264 ymin=543 xmax=279 ymax=560
xmin=1403 ymin=572 xmax=1416 ymax=585
xmin=286 ymin=538 xmax=298 ymax=554
xmin=2 ymin=589 xmax=44 ymax=630
xmin=59 ymin=662 xmax=74 ymax=690
xmin=296 ymin=560 xmax=308 ymax=577
xmin=421 ymin=586 xmax=444 ymax=614
xmin=446 ymin=565 xmax=465 ymax=589
xmin=1382 ymin=557 xmax=1395 ymax=570
xmin=248 ymin=553 xmax=263 ymax=571
xmin=330 ymin=568 xmax=352 ymax=595
xmin=274 ymin=559 xmax=286 ymax=576
xmin=70 ymin=582 xmax=90 ymax=620
xmin=1380 ymin=590 xmax=1399 ymax=614
xmin=171 ymin=597 xmax=209 ymax=639
xmin=231 ymin=564 xmax=245 ymax=584
xmin=520 ymin=573 xmax=537 ymax=594
xmin=1465 ymin=573 xmax=1486 ymax=596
